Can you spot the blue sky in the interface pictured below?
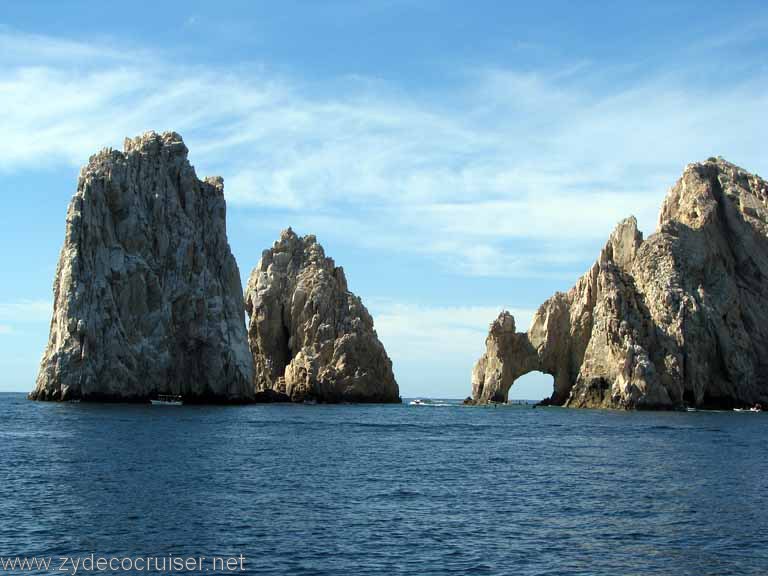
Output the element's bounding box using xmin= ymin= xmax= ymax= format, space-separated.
xmin=1 ymin=1 xmax=767 ymax=398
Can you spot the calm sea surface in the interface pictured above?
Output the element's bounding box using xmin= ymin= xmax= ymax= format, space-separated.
xmin=1 ymin=392 xmax=767 ymax=575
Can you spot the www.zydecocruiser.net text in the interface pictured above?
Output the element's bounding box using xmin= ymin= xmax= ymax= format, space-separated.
xmin=1 ymin=554 xmax=247 ymax=573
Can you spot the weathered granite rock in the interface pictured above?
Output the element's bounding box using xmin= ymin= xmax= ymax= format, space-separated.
xmin=471 ymin=158 xmax=768 ymax=409
xmin=30 ymin=131 xmax=254 ymax=402
xmin=471 ymin=312 xmax=537 ymax=403
xmin=245 ymin=229 xmax=400 ymax=403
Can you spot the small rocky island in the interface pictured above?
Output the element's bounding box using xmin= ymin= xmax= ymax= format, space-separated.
xmin=470 ymin=158 xmax=768 ymax=410
xmin=31 ymin=132 xmax=255 ymax=402
xmin=30 ymin=132 xmax=399 ymax=404
xmin=245 ymin=229 xmax=400 ymax=403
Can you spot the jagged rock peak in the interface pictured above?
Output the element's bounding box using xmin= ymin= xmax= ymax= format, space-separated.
xmin=659 ymin=156 xmax=768 ymax=233
xmin=124 ymin=130 xmax=189 ymax=156
xmin=600 ymin=216 xmax=643 ymax=270
xmin=82 ymin=131 xmax=191 ymax=171
xmin=491 ymin=311 xmax=516 ymax=333
xmin=245 ymin=228 xmax=400 ymax=403
xmin=470 ymin=158 xmax=768 ymax=410
xmin=30 ymin=131 xmax=253 ymax=403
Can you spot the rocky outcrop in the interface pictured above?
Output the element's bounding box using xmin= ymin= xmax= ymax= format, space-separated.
xmin=245 ymin=229 xmax=399 ymax=403
xmin=471 ymin=158 xmax=768 ymax=409
xmin=471 ymin=312 xmax=538 ymax=404
xmin=30 ymin=131 xmax=254 ymax=403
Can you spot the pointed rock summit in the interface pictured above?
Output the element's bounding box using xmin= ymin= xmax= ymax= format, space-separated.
xmin=31 ymin=131 xmax=253 ymax=402
xmin=471 ymin=158 xmax=768 ymax=409
xmin=245 ymin=228 xmax=400 ymax=403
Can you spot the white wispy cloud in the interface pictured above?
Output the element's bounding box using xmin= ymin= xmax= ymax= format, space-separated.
xmin=0 ymin=29 xmax=134 ymax=64
xmin=371 ymin=301 xmax=535 ymax=359
xmin=0 ymin=299 xmax=52 ymax=323
xmin=0 ymin=299 xmax=51 ymax=338
xmin=368 ymin=300 xmax=537 ymax=397
xmin=1 ymin=29 xmax=766 ymax=280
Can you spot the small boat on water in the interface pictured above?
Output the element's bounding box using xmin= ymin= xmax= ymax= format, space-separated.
xmin=409 ymin=399 xmax=455 ymax=407
xmin=734 ymin=404 xmax=762 ymax=413
xmin=150 ymin=394 xmax=184 ymax=406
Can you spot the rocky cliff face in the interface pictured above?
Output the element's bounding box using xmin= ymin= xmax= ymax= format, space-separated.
xmin=245 ymin=229 xmax=399 ymax=403
xmin=30 ymin=131 xmax=254 ymax=402
xmin=471 ymin=158 xmax=768 ymax=409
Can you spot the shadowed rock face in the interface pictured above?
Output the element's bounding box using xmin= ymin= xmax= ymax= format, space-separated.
xmin=30 ymin=131 xmax=254 ymax=403
xmin=245 ymin=229 xmax=400 ymax=403
xmin=471 ymin=158 xmax=768 ymax=409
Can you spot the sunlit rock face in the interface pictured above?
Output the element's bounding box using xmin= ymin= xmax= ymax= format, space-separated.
xmin=31 ymin=131 xmax=254 ymax=403
xmin=471 ymin=158 xmax=768 ymax=410
xmin=245 ymin=228 xmax=400 ymax=403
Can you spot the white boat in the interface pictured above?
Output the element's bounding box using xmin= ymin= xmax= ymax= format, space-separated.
xmin=150 ymin=394 xmax=183 ymax=406
xmin=409 ymin=399 xmax=455 ymax=407
xmin=734 ymin=405 xmax=762 ymax=413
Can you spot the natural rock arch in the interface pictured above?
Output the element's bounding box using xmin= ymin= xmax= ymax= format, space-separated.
xmin=471 ymin=158 xmax=768 ymax=410
xmin=470 ymin=309 xmax=581 ymax=406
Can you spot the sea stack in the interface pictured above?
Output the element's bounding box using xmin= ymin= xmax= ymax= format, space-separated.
xmin=245 ymin=228 xmax=400 ymax=403
xmin=30 ymin=131 xmax=254 ymax=402
xmin=471 ymin=158 xmax=768 ymax=410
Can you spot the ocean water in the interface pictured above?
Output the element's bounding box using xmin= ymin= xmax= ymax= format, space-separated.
xmin=1 ymin=393 xmax=767 ymax=575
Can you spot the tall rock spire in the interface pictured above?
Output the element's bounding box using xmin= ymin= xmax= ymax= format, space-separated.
xmin=31 ymin=131 xmax=254 ymax=402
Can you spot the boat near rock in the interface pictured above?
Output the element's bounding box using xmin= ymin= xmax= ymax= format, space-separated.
xmin=734 ymin=404 xmax=763 ymax=413
xmin=150 ymin=395 xmax=184 ymax=406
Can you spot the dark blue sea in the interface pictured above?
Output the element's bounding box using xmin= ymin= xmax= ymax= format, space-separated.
xmin=1 ymin=393 xmax=767 ymax=575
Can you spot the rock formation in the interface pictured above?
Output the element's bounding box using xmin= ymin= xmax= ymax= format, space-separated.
xmin=245 ymin=229 xmax=400 ymax=403
xmin=471 ymin=158 xmax=768 ymax=409
xmin=30 ymin=131 xmax=254 ymax=403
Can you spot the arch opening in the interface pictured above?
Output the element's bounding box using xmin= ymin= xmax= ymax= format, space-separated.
xmin=507 ymin=371 xmax=555 ymax=404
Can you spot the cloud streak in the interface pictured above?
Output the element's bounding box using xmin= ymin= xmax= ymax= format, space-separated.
xmin=369 ymin=300 xmax=536 ymax=397
xmin=2 ymin=30 xmax=765 ymax=279
xmin=0 ymin=299 xmax=52 ymax=323
xmin=371 ymin=301 xmax=535 ymax=359
xmin=0 ymin=299 xmax=50 ymax=342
